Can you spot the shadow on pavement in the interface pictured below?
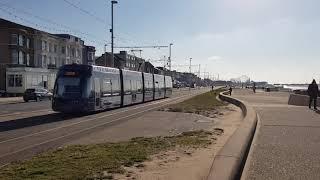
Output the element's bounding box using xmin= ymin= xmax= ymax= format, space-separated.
xmin=0 ymin=113 xmax=88 ymax=132
xmin=315 ymin=109 xmax=320 ymax=114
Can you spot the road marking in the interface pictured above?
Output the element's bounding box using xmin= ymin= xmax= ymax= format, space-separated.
xmin=0 ymin=91 xmax=202 ymax=144
xmin=0 ymin=92 xmax=202 ymax=160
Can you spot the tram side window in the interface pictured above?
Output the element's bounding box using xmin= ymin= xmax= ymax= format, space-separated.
xmin=131 ymin=80 xmax=137 ymax=92
xmin=83 ymin=77 xmax=93 ymax=98
xmin=149 ymin=81 xmax=153 ymax=91
xmin=167 ymin=78 xmax=172 ymax=88
xmin=146 ymin=81 xmax=150 ymax=91
xmin=137 ymin=80 xmax=142 ymax=93
xmin=111 ymin=78 xmax=120 ymax=95
xmin=159 ymin=80 xmax=164 ymax=89
xmin=101 ymin=79 xmax=112 ymax=97
xmin=124 ymin=79 xmax=131 ymax=94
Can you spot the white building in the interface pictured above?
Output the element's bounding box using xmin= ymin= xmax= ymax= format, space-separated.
xmin=5 ymin=32 xmax=85 ymax=95
xmin=33 ymin=32 xmax=84 ymax=69
xmin=6 ymin=67 xmax=57 ymax=94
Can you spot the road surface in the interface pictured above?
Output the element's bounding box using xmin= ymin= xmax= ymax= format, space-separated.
xmin=0 ymin=88 xmax=209 ymax=167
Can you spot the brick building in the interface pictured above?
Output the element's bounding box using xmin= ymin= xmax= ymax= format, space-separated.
xmin=0 ymin=18 xmax=93 ymax=95
xmin=0 ymin=18 xmax=35 ymax=93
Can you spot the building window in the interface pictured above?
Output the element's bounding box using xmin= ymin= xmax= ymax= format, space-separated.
xmin=48 ymin=56 xmax=52 ymax=64
xmin=49 ymin=43 xmax=52 ymax=52
xmin=26 ymin=53 xmax=30 ymax=66
xmin=37 ymin=54 xmax=42 ymax=67
xmin=71 ymin=48 xmax=75 ymax=57
xmin=42 ymin=41 xmax=47 ymax=51
xmin=18 ymin=35 xmax=23 ymax=46
xmin=88 ymin=52 xmax=94 ymax=61
xmin=18 ymin=51 xmax=24 ymax=64
xmin=11 ymin=49 xmax=18 ymax=64
xmin=76 ymin=49 xmax=80 ymax=58
xmin=61 ymin=46 xmax=66 ymax=54
xmin=26 ymin=38 xmax=30 ymax=48
xmin=67 ymin=46 xmax=70 ymax=56
xmin=11 ymin=34 xmax=18 ymax=45
xmin=54 ymin=44 xmax=57 ymax=53
xmin=7 ymin=74 xmax=22 ymax=87
xmin=15 ymin=75 xmax=22 ymax=87
xmin=8 ymin=75 xmax=15 ymax=87
xmin=42 ymin=55 xmax=47 ymax=67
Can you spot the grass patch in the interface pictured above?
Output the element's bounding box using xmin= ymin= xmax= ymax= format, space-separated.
xmin=163 ymin=89 xmax=225 ymax=113
xmin=0 ymin=130 xmax=213 ymax=179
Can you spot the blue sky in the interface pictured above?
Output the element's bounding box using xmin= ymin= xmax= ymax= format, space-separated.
xmin=1 ymin=0 xmax=320 ymax=84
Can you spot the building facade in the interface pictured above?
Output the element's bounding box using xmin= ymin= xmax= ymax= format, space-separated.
xmin=6 ymin=67 xmax=57 ymax=94
xmin=95 ymin=52 xmax=125 ymax=68
xmin=0 ymin=18 xmax=35 ymax=92
xmin=0 ymin=18 xmax=90 ymax=95
xmin=83 ymin=46 xmax=96 ymax=65
xmin=95 ymin=51 xmax=150 ymax=72
xmin=117 ymin=51 xmax=145 ymax=71
xmin=54 ymin=34 xmax=84 ymax=65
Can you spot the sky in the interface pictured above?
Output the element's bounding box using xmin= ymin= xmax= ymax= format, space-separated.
xmin=1 ymin=0 xmax=320 ymax=84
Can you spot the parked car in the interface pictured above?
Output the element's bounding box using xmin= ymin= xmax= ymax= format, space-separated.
xmin=23 ymin=88 xmax=53 ymax=102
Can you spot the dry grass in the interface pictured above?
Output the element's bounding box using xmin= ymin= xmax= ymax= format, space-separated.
xmin=163 ymin=89 xmax=225 ymax=114
xmin=0 ymin=130 xmax=214 ymax=180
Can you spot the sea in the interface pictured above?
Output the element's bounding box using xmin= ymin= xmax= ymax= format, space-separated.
xmin=282 ymin=85 xmax=308 ymax=91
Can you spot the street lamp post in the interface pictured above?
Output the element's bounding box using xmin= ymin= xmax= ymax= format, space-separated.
xmin=110 ymin=0 xmax=118 ymax=68
xmin=104 ymin=44 xmax=107 ymax=66
xmin=189 ymin=57 xmax=192 ymax=90
xmin=168 ymin=43 xmax=173 ymax=71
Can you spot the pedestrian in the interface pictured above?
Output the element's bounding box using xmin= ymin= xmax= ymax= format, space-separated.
xmin=307 ymin=79 xmax=319 ymax=110
xmin=229 ymin=86 xmax=232 ymax=96
xmin=253 ymin=83 xmax=256 ymax=93
xmin=211 ymin=85 xmax=214 ymax=91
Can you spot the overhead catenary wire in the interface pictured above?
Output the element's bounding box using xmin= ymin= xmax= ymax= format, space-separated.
xmin=0 ymin=1 xmax=109 ymax=45
xmin=6 ymin=0 xmax=171 ymax=62
xmin=61 ymin=0 xmax=141 ymax=45
xmin=62 ymin=0 xmax=107 ymax=24
xmin=61 ymin=0 xmax=161 ymax=51
xmin=0 ymin=6 xmax=108 ymax=47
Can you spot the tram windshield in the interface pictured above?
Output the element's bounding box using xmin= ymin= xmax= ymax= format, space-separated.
xmin=56 ymin=77 xmax=81 ymax=98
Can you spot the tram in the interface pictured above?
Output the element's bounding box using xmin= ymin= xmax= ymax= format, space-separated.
xmin=52 ymin=64 xmax=172 ymax=113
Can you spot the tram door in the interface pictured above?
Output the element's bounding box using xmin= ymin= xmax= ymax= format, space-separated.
xmin=94 ymin=78 xmax=101 ymax=109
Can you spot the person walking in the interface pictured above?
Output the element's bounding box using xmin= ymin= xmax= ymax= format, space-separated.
xmin=307 ymin=79 xmax=319 ymax=110
xmin=229 ymin=86 xmax=232 ymax=96
xmin=253 ymin=82 xmax=256 ymax=93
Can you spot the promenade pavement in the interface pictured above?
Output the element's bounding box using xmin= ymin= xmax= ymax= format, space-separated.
xmin=233 ymin=89 xmax=320 ymax=180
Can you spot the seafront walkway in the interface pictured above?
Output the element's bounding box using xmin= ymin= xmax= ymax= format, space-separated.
xmin=233 ymin=89 xmax=320 ymax=179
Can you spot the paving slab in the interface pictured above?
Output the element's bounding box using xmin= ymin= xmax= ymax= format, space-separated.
xmin=234 ymin=89 xmax=320 ymax=180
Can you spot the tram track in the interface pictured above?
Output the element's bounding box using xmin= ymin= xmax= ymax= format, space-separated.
xmin=0 ymin=89 xmax=208 ymax=167
xmin=0 ymin=88 xmax=192 ymax=121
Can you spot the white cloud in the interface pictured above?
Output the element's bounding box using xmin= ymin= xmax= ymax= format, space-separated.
xmin=208 ymin=56 xmax=222 ymax=61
